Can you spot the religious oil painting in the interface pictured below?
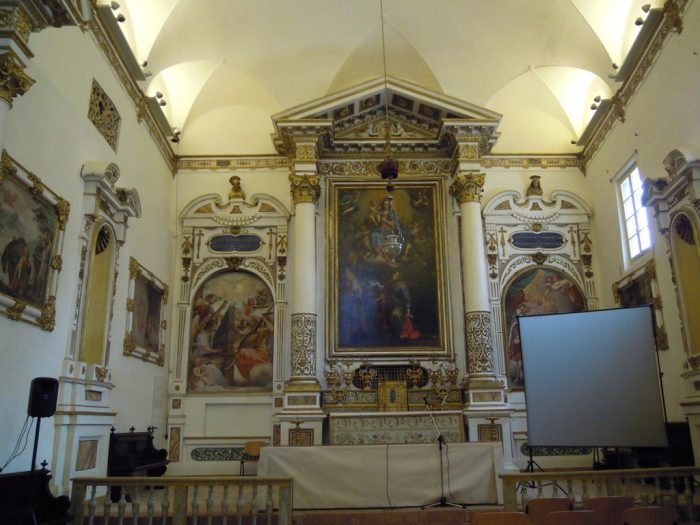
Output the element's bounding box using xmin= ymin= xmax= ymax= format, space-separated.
xmin=328 ymin=179 xmax=448 ymax=358
xmin=188 ymin=270 xmax=274 ymax=392
xmin=0 ymin=151 xmax=67 ymax=330
xmin=124 ymin=258 xmax=168 ymax=366
xmin=503 ymin=267 xmax=586 ymax=389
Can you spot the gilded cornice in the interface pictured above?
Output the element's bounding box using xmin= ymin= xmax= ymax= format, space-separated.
xmin=177 ymin=156 xmax=289 ymax=172
xmin=580 ymin=0 xmax=688 ymax=167
xmin=480 ymin=155 xmax=583 ymax=171
xmin=85 ymin=5 xmax=175 ymax=173
xmin=0 ymin=51 xmax=35 ymax=105
xmin=449 ymin=172 xmax=486 ymax=204
xmin=0 ymin=5 xmax=33 ymax=42
xmin=289 ymin=173 xmax=321 ymax=204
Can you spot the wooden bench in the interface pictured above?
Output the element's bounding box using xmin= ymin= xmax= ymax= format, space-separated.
xmin=0 ymin=468 xmax=71 ymax=524
xmin=107 ymin=427 xmax=168 ymax=502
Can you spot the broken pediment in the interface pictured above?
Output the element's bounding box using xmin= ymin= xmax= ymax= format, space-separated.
xmin=271 ymin=77 xmax=501 ymax=158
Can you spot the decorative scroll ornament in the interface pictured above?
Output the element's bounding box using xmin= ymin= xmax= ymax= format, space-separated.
xmin=290 ymin=313 xmax=317 ymax=378
xmin=465 ymin=311 xmax=495 ymax=374
xmin=0 ymin=52 xmax=35 ymax=105
xmin=289 ymin=173 xmax=321 ymax=204
xmin=449 ymin=172 xmax=486 ymax=204
xmin=295 ymin=143 xmax=318 ymax=161
xmin=38 ymin=296 xmax=56 ymax=331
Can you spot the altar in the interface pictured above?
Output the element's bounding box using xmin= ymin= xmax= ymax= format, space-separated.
xmin=257 ymin=442 xmax=502 ymax=509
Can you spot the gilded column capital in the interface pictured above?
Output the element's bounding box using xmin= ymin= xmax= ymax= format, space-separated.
xmin=0 ymin=52 xmax=35 ymax=105
xmin=0 ymin=5 xmax=33 ymax=43
xmin=289 ymin=172 xmax=321 ymax=204
xmin=449 ymin=172 xmax=485 ymax=204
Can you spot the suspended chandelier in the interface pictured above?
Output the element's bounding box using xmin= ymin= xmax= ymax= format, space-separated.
xmin=377 ymin=0 xmax=403 ymax=262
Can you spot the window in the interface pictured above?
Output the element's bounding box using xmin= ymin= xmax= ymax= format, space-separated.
xmin=618 ymin=165 xmax=652 ymax=260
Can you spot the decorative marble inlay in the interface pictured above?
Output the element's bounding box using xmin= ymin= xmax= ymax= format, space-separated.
xmin=75 ymin=440 xmax=98 ymax=471
xmin=465 ymin=311 xmax=494 ymax=374
xmin=449 ymin=172 xmax=485 ymax=204
xmin=329 ymin=413 xmax=463 ymax=445
xmin=290 ymin=313 xmax=317 ymax=378
xmin=287 ymin=395 xmax=316 ymax=406
xmin=171 ymin=398 xmax=181 ymax=409
xmin=190 ymin=447 xmax=244 ymax=461
xmin=169 ymin=427 xmax=181 ymax=462
xmin=88 ymin=79 xmax=121 ymax=152
xmin=289 ymin=428 xmax=314 ymax=446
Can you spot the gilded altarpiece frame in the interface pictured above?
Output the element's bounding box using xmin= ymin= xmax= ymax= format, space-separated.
xmin=0 ymin=151 xmax=68 ymax=330
xmin=612 ymin=259 xmax=668 ymax=350
xmin=174 ymin=185 xmax=290 ymax=395
xmin=327 ymin=179 xmax=450 ymax=359
xmin=124 ymin=257 xmax=168 ymax=365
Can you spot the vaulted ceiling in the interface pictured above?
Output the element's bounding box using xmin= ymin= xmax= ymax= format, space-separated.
xmin=109 ymin=0 xmax=660 ymax=156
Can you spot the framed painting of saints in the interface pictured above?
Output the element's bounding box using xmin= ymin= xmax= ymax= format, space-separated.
xmin=503 ymin=267 xmax=586 ymax=389
xmin=327 ymin=179 xmax=449 ymax=358
xmin=124 ymin=257 xmax=168 ymax=365
xmin=0 ymin=151 xmax=68 ymax=330
xmin=188 ymin=270 xmax=274 ymax=393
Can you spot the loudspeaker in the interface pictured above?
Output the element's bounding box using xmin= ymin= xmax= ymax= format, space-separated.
xmin=27 ymin=377 xmax=58 ymax=418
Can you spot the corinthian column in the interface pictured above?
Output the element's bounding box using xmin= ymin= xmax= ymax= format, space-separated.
xmin=288 ymin=169 xmax=321 ymax=386
xmin=449 ymin=172 xmax=495 ymax=376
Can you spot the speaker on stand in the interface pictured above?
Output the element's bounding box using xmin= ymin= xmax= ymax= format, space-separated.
xmin=27 ymin=377 xmax=58 ymax=472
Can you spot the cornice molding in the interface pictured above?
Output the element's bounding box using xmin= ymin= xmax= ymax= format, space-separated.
xmin=580 ymin=0 xmax=688 ymax=168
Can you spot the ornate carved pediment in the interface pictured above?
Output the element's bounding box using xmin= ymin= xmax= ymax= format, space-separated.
xmin=272 ymin=77 xmax=501 ymax=159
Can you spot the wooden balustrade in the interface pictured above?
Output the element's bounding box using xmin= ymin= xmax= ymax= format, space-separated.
xmin=70 ymin=475 xmax=293 ymax=525
xmin=501 ymin=467 xmax=700 ymax=523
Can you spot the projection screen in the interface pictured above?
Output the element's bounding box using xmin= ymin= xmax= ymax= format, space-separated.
xmin=519 ymin=305 xmax=668 ymax=448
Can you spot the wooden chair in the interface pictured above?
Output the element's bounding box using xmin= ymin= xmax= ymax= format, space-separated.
xmin=526 ymin=497 xmax=572 ymax=525
xmin=545 ymin=510 xmax=600 ymax=525
xmin=585 ymin=496 xmax=634 ymax=525
xmin=474 ymin=512 xmax=531 ymax=525
xmin=622 ymin=506 xmax=676 ymax=525
xmin=239 ymin=440 xmax=266 ymax=475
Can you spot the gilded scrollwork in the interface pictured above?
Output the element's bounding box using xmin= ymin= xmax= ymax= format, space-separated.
xmin=449 ymin=172 xmax=485 ymax=204
xmin=7 ymin=301 xmax=26 ymax=321
xmin=38 ymin=296 xmax=56 ymax=331
xmin=0 ymin=51 xmax=35 ymax=105
xmin=87 ymin=79 xmax=121 ymax=152
xmin=54 ymin=198 xmax=70 ymax=230
xmin=295 ymin=143 xmax=318 ymax=161
xmin=465 ymin=311 xmax=494 ymax=374
xmin=291 ymin=313 xmax=317 ymax=378
xmin=289 ymin=173 xmax=321 ymax=204
xmin=0 ymin=6 xmax=33 ymax=43
xmin=50 ymin=255 xmax=62 ymax=271
xmin=123 ymin=332 xmax=135 ymax=356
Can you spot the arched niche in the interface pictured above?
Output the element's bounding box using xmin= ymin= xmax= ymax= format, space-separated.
xmin=69 ymin=162 xmax=141 ymax=376
xmin=643 ymin=149 xmax=700 ymax=359
xmin=172 ymin=178 xmax=290 ymax=396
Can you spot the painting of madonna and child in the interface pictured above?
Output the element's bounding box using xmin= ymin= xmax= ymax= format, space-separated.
xmin=332 ymin=182 xmax=447 ymax=355
xmin=503 ymin=267 xmax=587 ymax=389
xmin=188 ymin=271 xmax=274 ymax=392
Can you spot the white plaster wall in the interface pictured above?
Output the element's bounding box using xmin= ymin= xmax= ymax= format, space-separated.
xmin=0 ymin=26 xmax=174 ymax=474
xmin=581 ymin=0 xmax=700 ymax=423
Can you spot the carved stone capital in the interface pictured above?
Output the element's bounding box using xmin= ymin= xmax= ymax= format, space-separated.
xmin=465 ymin=311 xmax=494 ymax=375
xmin=449 ymin=172 xmax=485 ymax=204
xmin=0 ymin=52 xmax=36 ymax=105
xmin=289 ymin=173 xmax=321 ymax=204
xmin=290 ymin=313 xmax=317 ymax=379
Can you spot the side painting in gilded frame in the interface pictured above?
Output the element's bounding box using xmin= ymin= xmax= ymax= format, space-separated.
xmin=0 ymin=151 xmax=68 ymax=330
xmin=328 ymin=180 xmax=449 ymax=358
xmin=188 ymin=270 xmax=274 ymax=392
xmin=503 ymin=267 xmax=586 ymax=389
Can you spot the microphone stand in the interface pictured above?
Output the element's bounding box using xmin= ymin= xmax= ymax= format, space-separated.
xmin=422 ymin=397 xmax=464 ymax=509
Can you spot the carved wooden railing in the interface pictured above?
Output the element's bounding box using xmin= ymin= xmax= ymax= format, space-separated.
xmin=501 ymin=467 xmax=700 ymax=523
xmin=70 ymin=476 xmax=293 ymax=525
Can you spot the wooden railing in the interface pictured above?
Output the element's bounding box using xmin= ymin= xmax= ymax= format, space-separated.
xmin=501 ymin=467 xmax=700 ymax=523
xmin=70 ymin=476 xmax=293 ymax=525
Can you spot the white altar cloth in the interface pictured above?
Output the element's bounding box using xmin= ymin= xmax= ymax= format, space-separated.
xmin=257 ymin=442 xmax=502 ymax=509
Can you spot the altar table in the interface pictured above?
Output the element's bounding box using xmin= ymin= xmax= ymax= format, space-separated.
xmin=257 ymin=442 xmax=502 ymax=509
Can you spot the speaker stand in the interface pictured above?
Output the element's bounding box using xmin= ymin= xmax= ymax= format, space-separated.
xmin=30 ymin=417 xmax=42 ymax=473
